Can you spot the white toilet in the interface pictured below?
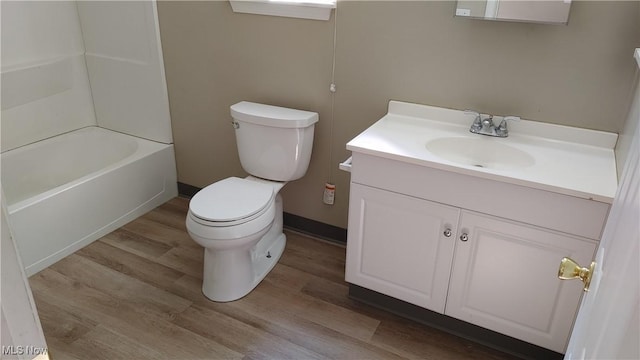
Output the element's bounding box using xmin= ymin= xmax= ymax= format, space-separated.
xmin=186 ymin=101 xmax=318 ymax=302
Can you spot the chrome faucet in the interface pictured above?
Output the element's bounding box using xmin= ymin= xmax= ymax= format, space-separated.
xmin=465 ymin=110 xmax=520 ymax=138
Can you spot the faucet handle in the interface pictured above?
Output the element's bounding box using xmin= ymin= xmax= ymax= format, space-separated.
xmin=496 ymin=115 xmax=520 ymax=137
xmin=464 ymin=110 xmax=483 ymax=130
xmin=498 ymin=116 xmax=520 ymax=130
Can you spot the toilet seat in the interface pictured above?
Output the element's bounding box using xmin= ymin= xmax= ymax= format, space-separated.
xmin=189 ymin=177 xmax=275 ymax=227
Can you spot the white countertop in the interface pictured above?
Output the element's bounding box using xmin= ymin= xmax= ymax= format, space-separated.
xmin=347 ymin=101 xmax=618 ymax=204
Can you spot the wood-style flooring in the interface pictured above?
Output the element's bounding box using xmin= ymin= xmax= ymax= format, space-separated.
xmin=29 ymin=197 xmax=519 ymax=360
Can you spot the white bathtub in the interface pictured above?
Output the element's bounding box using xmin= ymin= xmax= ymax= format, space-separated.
xmin=1 ymin=126 xmax=177 ymax=276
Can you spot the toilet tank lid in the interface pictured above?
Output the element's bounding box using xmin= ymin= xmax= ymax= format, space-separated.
xmin=231 ymin=101 xmax=318 ymax=128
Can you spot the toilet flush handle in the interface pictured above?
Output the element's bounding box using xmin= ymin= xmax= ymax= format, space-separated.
xmin=231 ymin=120 xmax=240 ymax=129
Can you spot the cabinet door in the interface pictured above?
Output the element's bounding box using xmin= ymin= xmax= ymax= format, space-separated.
xmin=345 ymin=183 xmax=460 ymax=313
xmin=445 ymin=211 xmax=597 ymax=353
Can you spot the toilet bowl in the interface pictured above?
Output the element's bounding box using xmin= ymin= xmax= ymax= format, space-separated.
xmin=187 ymin=177 xmax=285 ymax=302
xmin=186 ymin=101 xmax=318 ymax=302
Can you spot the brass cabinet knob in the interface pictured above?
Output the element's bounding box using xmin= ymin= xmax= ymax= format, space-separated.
xmin=558 ymin=257 xmax=595 ymax=292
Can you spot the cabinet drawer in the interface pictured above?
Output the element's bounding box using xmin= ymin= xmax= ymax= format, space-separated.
xmin=351 ymin=152 xmax=609 ymax=240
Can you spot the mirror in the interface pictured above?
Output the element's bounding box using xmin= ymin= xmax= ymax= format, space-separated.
xmin=455 ymin=0 xmax=571 ymax=25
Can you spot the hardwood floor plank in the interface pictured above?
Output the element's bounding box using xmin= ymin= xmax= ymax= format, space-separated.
xmin=215 ymin=278 xmax=381 ymax=343
xmin=49 ymin=253 xmax=192 ymax=314
xmin=30 ymin=269 xmax=242 ymax=359
xmin=173 ymin=304 xmax=328 ymax=360
xmin=76 ymin=240 xmax=185 ymax=289
xmin=263 ymin=262 xmax=314 ymax=292
xmin=31 ymin=267 xmax=181 ymax=327
xmin=122 ymin=217 xmax=198 ymax=249
xmin=156 ymin=245 xmax=204 ymax=279
xmin=169 ymin=274 xmax=210 ymax=304
xmin=141 ymin=204 xmax=188 ymax=232
xmin=279 ymin=231 xmax=346 ymax=284
xmin=33 ymin=297 xmax=98 ymax=344
xmin=41 ymin=338 xmax=86 ymax=360
xmin=371 ymin=317 xmax=521 ymax=360
xmin=100 ymin=228 xmax=173 ymax=259
xmin=169 ymin=275 xmax=404 ymax=360
xmin=300 ymin=275 xmax=403 ymax=322
xmin=65 ymin=325 xmax=166 ymax=360
xmin=300 ymin=274 xmax=521 ymax=360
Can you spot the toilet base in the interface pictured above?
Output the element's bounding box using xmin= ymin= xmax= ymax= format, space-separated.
xmin=201 ymin=233 xmax=285 ymax=302
xmin=201 ymin=195 xmax=286 ymax=302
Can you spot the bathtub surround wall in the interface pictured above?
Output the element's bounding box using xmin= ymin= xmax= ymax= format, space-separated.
xmin=76 ymin=1 xmax=173 ymax=143
xmin=0 ymin=1 xmax=174 ymax=149
xmin=0 ymin=1 xmax=96 ymax=152
xmin=158 ymin=1 xmax=640 ymax=230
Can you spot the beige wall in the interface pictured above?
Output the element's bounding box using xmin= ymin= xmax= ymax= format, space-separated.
xmin=157 ymin=1 xmax=640 ymax=229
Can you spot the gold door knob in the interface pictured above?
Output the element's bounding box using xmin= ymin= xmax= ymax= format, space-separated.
xmin=558 ymin=257 xmax=595 ymax=292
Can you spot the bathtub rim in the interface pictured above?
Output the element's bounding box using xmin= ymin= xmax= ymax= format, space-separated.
xmin=3 ymin=126 xmax=172 ymax=214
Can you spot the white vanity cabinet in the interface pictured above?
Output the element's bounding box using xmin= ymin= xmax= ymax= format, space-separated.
xmin=345 ymin=152 xmax=605 ymax=353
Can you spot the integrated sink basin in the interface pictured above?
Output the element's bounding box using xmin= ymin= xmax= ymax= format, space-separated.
xmin=425 ymin=137 xmax=535 ymax=170
xmin=345 ymin=101 xmax=619 ymax=203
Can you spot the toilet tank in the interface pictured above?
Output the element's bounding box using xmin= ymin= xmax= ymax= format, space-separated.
xmin=230 ymin=101 xmax=318 ymax=181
